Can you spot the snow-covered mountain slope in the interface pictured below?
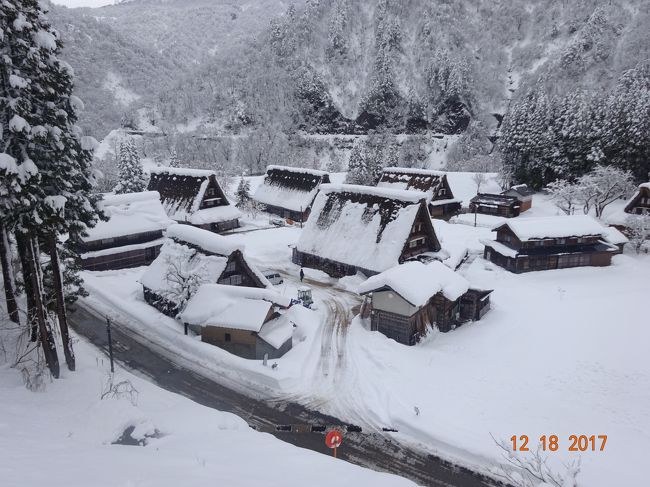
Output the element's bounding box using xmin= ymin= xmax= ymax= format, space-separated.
xmin=51 ymin=0 xmax=649 ymax=139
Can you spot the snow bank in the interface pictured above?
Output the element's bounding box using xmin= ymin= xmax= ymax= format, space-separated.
xmin=357 ymin=261 xmax=469 ymax=305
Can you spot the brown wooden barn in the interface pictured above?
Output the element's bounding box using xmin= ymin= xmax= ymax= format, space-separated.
xmin=78 ymin=191 xmax=173 ymax=271
xmin=358 ymin=261 xmax=492 ymax=345
xmin=292 ymin=184 xmax=442 ymax=277
xmin=482 ymin=216 xmax=618 ymax=273
xmin=501 ymin=184 xmax=534 ymax=212
xmin=377 ymin=167 xmax=462 ymax=220
xmin=141 ymin=225 xmax=270 ymax=317
xmin=252 ymin=165 xmax=330 ymax=223
xmin=624 ymin=183 xmax=650 ymax=215
xmin=147 ymin=167 xmax=240 ymax=233
xmin=180 ymin=284 xmax=294 ymax=360
xmin=469 ymin=193 xmax=521 ymax=218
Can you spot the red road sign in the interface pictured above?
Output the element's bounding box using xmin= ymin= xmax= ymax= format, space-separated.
xmin=325 ymin=430 xmax=343 ymax=449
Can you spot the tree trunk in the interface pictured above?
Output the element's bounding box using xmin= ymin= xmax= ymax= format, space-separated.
xmin=0 ymin=223 xmax=20 ymax=324
xmin=15 ymin=232 xmax=38 ymax=341
xmin=46 ymin=234 xmax=75 ymax=371
xmin=23 ymin=233 xmax=60 ymax=379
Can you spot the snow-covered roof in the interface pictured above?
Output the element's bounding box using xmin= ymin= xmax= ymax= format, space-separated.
xmin=83 ymin=191 xmax=173 ymax=242
xmin=493 ymin=215 xmax=607 ymax=241
xmin=319 ymin=183 xmax=428 ymax=202
xmin=377 ymin=167 xmax=452 ymax=202
xmin=296 ymin=184 xmax=438 ymax=274
xmin=357 ymin=261 xmax=469 ymax=306
xmin=266 ymin=165 xmax=328 ymax=177
xmin=165 ymin=224 xmax=241 ymax=255
xmin=253 ymin=165 xmax=330 ymax=213
xmin=481 ymin=239 xmax=519 ymax=258
xmin=180 ymin=284 xmax=293 ymax=349
xmin=147 ymin=167 xmax=237 ymax=223
xmin=503 ymin=184 xmax=535 ymax=197
xmin=149 ymin=166 xmax=216 ymax=178
xmin=141 ymin=237 xmax=230 ymax=296
xmin=141 ymin=225 xmax=269 ymax=296
xmin=189 ymin=205 xmax=242 ymax=225
xmin=601 ymin=226 xmax=629 ymax=245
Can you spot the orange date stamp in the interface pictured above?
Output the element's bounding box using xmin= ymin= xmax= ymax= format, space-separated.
xmin=510 ymin=434 xmax=607 ymax=452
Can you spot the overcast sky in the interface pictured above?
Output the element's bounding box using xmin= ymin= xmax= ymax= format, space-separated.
xmin=50 ymin=0 xmax=118 ymax=7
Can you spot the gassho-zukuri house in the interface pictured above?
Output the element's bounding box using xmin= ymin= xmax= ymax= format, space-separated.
xmin=141 ymin=224 xmax=270 ymax=317
xmin=180 ymin=284 xmax=294 ymax=360
xmin=147 ymin=166 xmax=241 ymax=233
xmin=481 ymin=215 xmax=619 ymax=273
xmin=292 ymin=184 xmax=442 ymax=277
xmin=252 ymin=165 xmax=331 ymax=222
xmin=624 ymin=182 xmax=650 ymax=216
xmin=78 ymin=191 xmax=173 ymax=271
xmin=358 ymin=261 xmax=492 ymax=345
xmin=377 ymin=167 xmax=462 ymax=220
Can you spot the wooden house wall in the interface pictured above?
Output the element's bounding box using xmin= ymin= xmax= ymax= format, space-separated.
xmin=81 ymin=243 xmax=162 ymax=271
xmin=371 ymin=290 xmax=418 ymax=316
xmin=369 ymin=292 xmax=462 ymax=345
xmin=401 ymin=204 xmax=442 ymax=260
xmin=485 ymin=247 xmax=613 ymax=273
xmin=263 ymin=204 xmax=310 ymax=223
xmin=217 ymin=250 xmax=267 ymax=288
xmin=202 ymin=326 xmax=258 ymax=359
xmin=201 ymin=325 xmax=291 ymax=360
xmin=79 ymin=230 xmax=164 ymax=253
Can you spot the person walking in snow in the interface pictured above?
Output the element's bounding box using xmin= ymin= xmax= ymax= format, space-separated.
xmin=300 ymin=268 xmax=305 ymax=282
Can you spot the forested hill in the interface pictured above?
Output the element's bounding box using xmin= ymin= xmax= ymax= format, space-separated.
xmin=50 ymin=0 xmax=648 ymax=144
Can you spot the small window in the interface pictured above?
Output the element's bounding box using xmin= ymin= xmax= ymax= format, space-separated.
xmin=225 ymin=333 xmax=231 ymax=342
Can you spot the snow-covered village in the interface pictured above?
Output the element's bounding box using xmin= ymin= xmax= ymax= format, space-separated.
xmin=1 ymin=1 xmax=649 ymax=486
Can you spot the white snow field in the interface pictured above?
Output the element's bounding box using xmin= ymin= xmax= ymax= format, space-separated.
xmin=0 ymin=338 xmax=415 ymax=487
xmin=75 ymin=173 xmax=647 ymax=485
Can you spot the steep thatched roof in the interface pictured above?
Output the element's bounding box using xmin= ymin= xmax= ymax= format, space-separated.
xmin=378 ymin=167 xmax=457 ymax=202
xmin=147 ymin=167 xmax=238 ymax=223
xmin=253 ymin=165 xmax=331 ymax=212
xmin=296 ymin=184 xmax=441 ymax=273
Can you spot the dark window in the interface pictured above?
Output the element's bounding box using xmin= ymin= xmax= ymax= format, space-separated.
xmin=225 ymin=333 xmax=231 ymax=342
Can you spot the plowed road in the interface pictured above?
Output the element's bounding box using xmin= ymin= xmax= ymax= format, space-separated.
xmin=69 ymin=304 xmax=500 ymax=487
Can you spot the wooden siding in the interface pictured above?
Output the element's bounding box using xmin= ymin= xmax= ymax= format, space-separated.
xmin=81 ymin=243 xmax=162 ymax=271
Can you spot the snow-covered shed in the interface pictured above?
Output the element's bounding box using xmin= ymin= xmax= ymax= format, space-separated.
xmin=79 ymin=191 xmax=173 ymax=271
xmin=253 ymin=165 xmax=331 ymax=222
xmin=141 ymin=225 xmax=270 ymax=317
xmin=469 ymin=193 xmax=521 ymax=218
xmin=147 ymin=167 xmax=240 ymax=233
xmin=482 ymin=215 xmax=618 ymax=273
xmin=377 ymin=167 xmax=462 ymax=219
xmin=358 ymin=261 xmax=491 ymax=344
xmin=180 ymin=284 xmax=293 ymax=360
xmin=624 ymin=182 xmax=650 ymax=216
xmin=501 ymin=184 xmax=534 ymax=212
xmin=292 ymin=184 xmax=442 ymax=277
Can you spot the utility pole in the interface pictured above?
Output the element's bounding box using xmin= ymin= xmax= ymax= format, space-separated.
xmin=106 ymin=317 xmax=115 ymax=373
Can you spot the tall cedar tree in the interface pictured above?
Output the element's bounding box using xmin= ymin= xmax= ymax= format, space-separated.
xmin=114 ymin=138 xmax=146 ymax=193
xmin=1 ymin=0 xmax=102 ymax=375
